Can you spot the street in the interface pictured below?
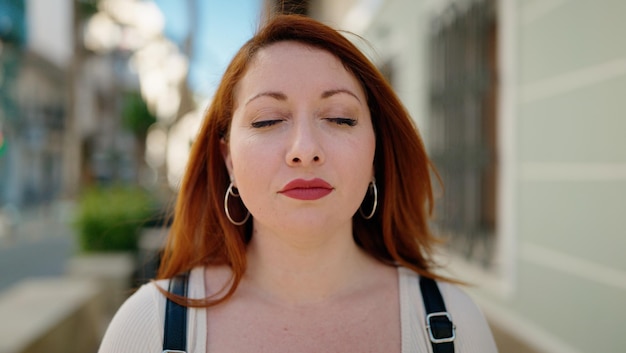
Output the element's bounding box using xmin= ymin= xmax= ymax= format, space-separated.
xmin=0 ymin=207 xmax=76 ymax=292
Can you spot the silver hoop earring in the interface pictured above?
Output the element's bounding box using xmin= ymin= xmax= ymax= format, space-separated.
xmin=224 ymin=182 xmax=250 ymax=226
xmin=359 ymin=178 xmax=378 ymax=220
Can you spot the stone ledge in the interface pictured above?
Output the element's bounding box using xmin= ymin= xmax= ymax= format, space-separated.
xmin=66 ymin=252 xmax=136 ymax=316
xmin=0 ymin=277 xmax=104 ymax=353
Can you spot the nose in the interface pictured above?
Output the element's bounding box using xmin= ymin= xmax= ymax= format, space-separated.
xmin=285 ymin=120 xmax=324 ymax=166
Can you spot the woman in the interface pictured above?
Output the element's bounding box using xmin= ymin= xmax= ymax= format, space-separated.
xmin=98 ymin=14 xmax=497 ymax=353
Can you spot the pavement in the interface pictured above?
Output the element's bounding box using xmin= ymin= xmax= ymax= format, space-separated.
xmin=0 ymin=202 xmax=77 ymax=292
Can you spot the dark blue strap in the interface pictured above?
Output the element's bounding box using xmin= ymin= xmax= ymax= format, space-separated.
xmin=419 ymin=276 xmax=455 ymax=353
xmin=163 ymin=271 xmax=189 ymax=353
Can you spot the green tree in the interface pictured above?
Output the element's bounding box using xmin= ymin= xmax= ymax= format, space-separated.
xmin=121 ymin=91 xmax=157 ymax=138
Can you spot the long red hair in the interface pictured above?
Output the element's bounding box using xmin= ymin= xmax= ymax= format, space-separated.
xmin=157 ymin=14 xmax=445 ymax=306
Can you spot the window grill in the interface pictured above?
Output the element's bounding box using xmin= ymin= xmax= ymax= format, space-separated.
xmin=428 ymin=0 xmax=498 ymax=267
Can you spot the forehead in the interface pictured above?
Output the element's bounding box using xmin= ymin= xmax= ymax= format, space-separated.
xmin=252 ymin=40 xmax=340 ymax=67
xmin=235 ymin=41 xmax=364 ymax=100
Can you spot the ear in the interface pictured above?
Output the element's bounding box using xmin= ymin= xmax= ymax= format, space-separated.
xmin=220 ymin=138 xmax=234 ymax=179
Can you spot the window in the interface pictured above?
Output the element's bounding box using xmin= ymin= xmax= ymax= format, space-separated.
xmin=428 ymin=0 xmax=498 ymax=267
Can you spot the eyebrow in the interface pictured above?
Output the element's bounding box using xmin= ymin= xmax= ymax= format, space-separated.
xmin=245 ymin=91 xmax=287 ymax=106
xmin=321 ymin=88 xmax=362 ymax=103
xmin=245 ymin=88 xmax=362 ymax=106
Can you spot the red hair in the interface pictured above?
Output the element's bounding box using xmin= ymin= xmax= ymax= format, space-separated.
xmin=157 ymin=14 xmax=446 ymax=306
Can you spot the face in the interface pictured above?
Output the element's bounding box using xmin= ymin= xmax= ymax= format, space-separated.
xmin=223 ymin=41 xmax=376 ymax=235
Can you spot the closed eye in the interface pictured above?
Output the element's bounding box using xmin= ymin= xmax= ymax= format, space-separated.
xmin=251 ymin=120 xmax=283 ymax=128
xmin=327 ymin=118 xmax=357 ymax=127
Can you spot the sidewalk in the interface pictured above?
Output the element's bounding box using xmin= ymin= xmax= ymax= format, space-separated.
xmin=0 ymin=200 xmax=135 ymax=353
xmin=0 ymin=201 xmax=77 ymax=292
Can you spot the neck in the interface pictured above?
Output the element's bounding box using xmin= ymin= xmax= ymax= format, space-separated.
xmin=243 ymin=224 xmax=378 ymax=306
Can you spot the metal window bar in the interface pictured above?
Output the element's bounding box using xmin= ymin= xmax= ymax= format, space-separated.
xmin=428 ymin=0 xmax=497 ymax=267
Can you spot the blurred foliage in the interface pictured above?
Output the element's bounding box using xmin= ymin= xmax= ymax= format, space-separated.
xmin=76 ymin=0 xmax=99 ymax=19
xmin=122 ymin=91 xmax=157 ymax=138
xmin=73 ymin=185 xmax=156 ymax=252
xmin=0 ymin=129 xmax=6 ymax=157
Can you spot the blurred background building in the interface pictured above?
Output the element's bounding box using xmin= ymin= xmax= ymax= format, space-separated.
xmin=0 ymin=0 xmax=159 ymax=213
xmin=0 ymin=0 xmax=69 ymax=209
xmin=0 ymin=0 xmax=624 ymax=352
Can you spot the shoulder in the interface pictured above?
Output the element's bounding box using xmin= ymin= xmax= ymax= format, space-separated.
xmin=97 ymin=281 xmax=166 ymax=353
xmin=397 ymin=267 xmax=499 ymax=353
xmin=437 ymin=281 xmax=499 ymax=352
xmin=397 ymin=267 xmax=484 ymax=319
xmin=98 ymin=266 xmax=206 ymax=353
xmin=436 ymin=281 xmax=485 ymax=317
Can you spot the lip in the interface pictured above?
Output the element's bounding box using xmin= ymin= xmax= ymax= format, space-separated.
xmin=278 ymin=178 xmax=334 ymax=201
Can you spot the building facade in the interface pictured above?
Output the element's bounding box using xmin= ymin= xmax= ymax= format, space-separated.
xmin=0 ymin=0 xmax=68 ymax=208
xmin=0 ymin=0 xmax=156 ymax=214
xmin=308 ymin=1 xmax=625 ymax=352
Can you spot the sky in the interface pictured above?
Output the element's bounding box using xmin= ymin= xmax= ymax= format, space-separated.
xmin=153 ymin=0 xmax=262 ymax=97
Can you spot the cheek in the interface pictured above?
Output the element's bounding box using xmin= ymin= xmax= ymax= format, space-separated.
xmin=230 ymin=142 xmax=280 ymax=216
xmin=335 ymin=136 xmax=375 ymax=191
xmin=230 ymin=143 xmax=254 ymax=179
xmin=230 ymin=137 xmax=277 ymax=186
xmin=349 ymin=131 xmax=376 ymax=168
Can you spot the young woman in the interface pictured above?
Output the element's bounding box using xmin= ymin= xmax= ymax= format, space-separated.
xmin=98 ymin=14 xmax=498 ymax=353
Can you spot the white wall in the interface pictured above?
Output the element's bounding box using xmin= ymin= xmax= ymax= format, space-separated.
xmin=27 ymin=0 xmax=73 ymax=68
xmin=514 ymin=1 xmax=626 ymax=352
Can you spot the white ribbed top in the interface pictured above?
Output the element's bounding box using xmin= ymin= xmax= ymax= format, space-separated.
xmin=98 ymin=267 xmax=497 ymax=353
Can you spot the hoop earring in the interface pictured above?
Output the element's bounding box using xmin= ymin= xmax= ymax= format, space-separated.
xmin=224 ymin=182 xmax=250 ymax=226
xmin=359 ymin=178 xmax=378 ymax=220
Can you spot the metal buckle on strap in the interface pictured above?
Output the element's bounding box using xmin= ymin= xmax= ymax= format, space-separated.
xmin=426 ymin=311 xmax=456 ymax=344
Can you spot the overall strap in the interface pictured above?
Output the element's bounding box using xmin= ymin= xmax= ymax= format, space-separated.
xmin=419 ymin=276 xmax=456 ymax=353
xmin=163 ymin=271 xmax=190 ymax=353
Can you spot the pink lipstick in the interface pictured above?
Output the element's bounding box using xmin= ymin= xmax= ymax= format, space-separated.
xmin=278 ymin=178 xmax=333 ymax=200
